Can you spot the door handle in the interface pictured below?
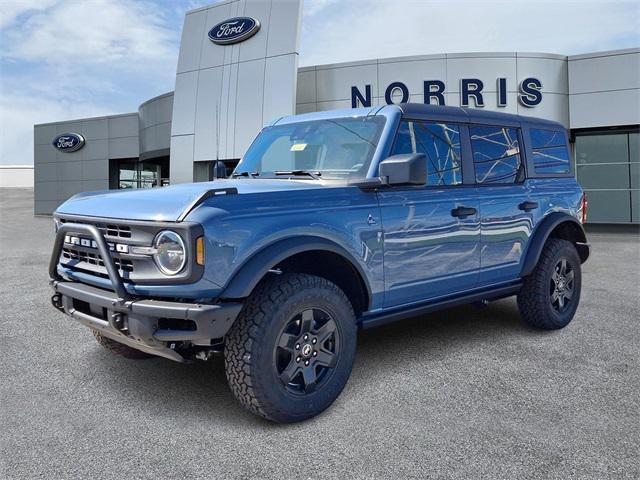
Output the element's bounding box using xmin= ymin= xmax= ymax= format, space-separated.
xmin=518 ymin=201 xmax=539 ymax=212
xmin=451 ymin=206 xmax=477 ymax=218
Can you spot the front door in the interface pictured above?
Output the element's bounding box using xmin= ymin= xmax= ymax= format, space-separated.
xmin=378 ymin=120 xmax=480 ymax=308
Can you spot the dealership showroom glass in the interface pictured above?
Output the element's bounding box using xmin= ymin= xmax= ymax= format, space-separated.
xmin=33 ymin=0 xmax=639 ymax=224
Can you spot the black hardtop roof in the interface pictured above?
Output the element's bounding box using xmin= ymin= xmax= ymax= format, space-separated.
xmin=394 ymin=103 xmax=565 ymax=130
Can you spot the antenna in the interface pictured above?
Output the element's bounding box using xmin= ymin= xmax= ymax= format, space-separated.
xmin=215 ymin=102 xmax=220 ymax=162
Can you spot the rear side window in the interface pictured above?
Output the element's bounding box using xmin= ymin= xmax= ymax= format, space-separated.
xmin=470 ymin=126 xmax=523 ymax=184
xmin=391 ymin=121 xmax=462 ymax=186
xmin=530 ymin=128 xmax=571 ymax=174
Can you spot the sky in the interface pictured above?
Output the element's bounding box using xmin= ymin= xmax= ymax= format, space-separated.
xmin=0 ymin=0 xmax=638 ymax=166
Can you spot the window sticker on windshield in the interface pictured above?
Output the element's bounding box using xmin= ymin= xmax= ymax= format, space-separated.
xmin=290 ymin=143 xmax=307 ymax=151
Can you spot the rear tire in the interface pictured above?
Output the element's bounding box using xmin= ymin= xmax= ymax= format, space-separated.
xmin=518 ymin=238 xmax=582 ymax=330
xmin=92 ymin=331 xmax=154 ymax=359
xmin=224 ymin=273 xmax=357 ymax=423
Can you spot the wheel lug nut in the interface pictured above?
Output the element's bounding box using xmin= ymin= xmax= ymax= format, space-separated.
xmin=304 ymin=360 xmax=309 ymax=366
xmin=312 ymin=338 xmax=317 ymax=344
xmin=296 ymin=356 xmax=301 ymax=363
xmin=295 ymin=344 xmax=300 ymax=350
xmin=303 ymin=334 xmax=308 ymax=341
xmin=312 ymin=351 xmax=317 ymax=357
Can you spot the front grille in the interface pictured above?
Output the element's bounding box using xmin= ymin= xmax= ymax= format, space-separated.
xmin=62 ymin=247 xmax=134 ymax=272
xmin=54 ymin=213 xmax=201 ymax=285
xmin=59 ymin=218 xmax=131 ymax=239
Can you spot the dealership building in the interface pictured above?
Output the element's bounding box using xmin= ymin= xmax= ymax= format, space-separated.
xmin=33 ymin=0 xmax=639 ymax=223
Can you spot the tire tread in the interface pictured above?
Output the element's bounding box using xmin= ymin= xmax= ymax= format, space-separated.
xmin=518 ymin=238 xmax=581 ymax=330
xmin=224 ymin=273 xmax=354 ymax=422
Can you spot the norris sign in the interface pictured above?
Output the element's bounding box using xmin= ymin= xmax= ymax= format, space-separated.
xmin=351 ymin=77 xmax=543 ymax=108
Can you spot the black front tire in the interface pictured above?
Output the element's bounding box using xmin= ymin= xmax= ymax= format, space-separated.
xmin=224 ymin=273 xmax=357 ymax=423
xmin=518 ymin=238 xmax=582 ymax=330
xmin=92 ymin=331 xmax=154 ymax=359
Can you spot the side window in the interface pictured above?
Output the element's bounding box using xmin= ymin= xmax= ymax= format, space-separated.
xmin=470 ymin=126 xmax=523 ymax=184
xmin=530 ymin=128 xmax=570 ymax=174
xmin=391 ymin=121 xmax=462 ymax=186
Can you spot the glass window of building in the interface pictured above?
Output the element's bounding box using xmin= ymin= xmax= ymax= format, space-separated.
xmin=391 ymin=121 xmax=462 ymax=186
xmin=110 ymin=158 xmax=168 ymax=189
xmin=575 ymin=132 xmax=638 ymax=223
xmin=470 ymin=126 xmax=522 ymax=184
xmin=630 ymin=133 xmax=640 ymax=223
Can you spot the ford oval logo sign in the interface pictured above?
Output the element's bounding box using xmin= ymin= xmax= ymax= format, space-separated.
xmin=208 ymin=17 xmax=260 ymax=45
xmin=52 ymin=133 xmax=85 ymax=153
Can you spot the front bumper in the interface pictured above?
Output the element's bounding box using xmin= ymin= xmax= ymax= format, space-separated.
xmin=49 ymin=222 xmax=242 ymax=362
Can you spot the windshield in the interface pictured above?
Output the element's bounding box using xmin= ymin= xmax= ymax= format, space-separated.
xmin=234 ymin=116 xmax=386 ymax=180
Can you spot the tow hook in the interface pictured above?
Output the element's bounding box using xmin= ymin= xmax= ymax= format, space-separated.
xmin=51 ymin=294 xmax=64 ymax=312
xmin=195 ymin=350 xmax=217 ymax=361
xmin=473 ymin=299 xmax=490 ymax=309
xmin=110 ymin=312 xmax=128 ymax=332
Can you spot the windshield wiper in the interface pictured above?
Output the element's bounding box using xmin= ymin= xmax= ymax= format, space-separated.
xmin=273 ymin=170 xmax=322 ymax=180
xmin=231 ymin=171 xmax=260 ymax=178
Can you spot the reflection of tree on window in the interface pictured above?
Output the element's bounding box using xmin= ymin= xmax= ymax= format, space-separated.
xmin=470 ymin=126 xmax=522 ymax=184
xmin=391 ymin=121 xmax=462 ymax=186
xmin=530 ymin=129 xmax=570 ymax=174
xmin=414 ymin=123 xmax=462 ymax=185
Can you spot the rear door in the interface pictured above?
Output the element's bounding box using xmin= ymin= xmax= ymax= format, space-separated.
xmin=469 ymin=124 xmax=533 ymax=285
xmin=523 ymin=125 xmax=576 ymax=226
xmin=378 ymin=119 xmax=480 ymax=308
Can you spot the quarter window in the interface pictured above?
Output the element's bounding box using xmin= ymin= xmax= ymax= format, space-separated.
xmin=391 ymin=121 xmax=462 ymax=186
xmin=470 ymin=126 xmax=522 ymax=184
xmin=530 ymin=128 xmax=570 ymax=174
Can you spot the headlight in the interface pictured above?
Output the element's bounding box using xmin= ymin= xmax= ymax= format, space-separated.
xmin=153 ymin=230 xmax=186 ymax=275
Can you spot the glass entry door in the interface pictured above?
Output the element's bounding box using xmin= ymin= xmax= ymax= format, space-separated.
xmin=137 ymin=163 xmax=162 ymax=188
xmin=112 ymin=158 xmax=169 ymax=190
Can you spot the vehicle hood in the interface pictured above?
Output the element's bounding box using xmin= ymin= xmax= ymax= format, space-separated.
xmin=55 ymin=179 xmax=326 ymax=221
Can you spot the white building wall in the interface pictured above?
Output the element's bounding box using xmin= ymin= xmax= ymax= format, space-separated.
xmin=170 ymin=0 xmax=303 ymax=184
xmin=0 ymin=166 xmax=34 ymax=188
xmin=568 ymin=48 xmax=640 ymax=129
xmin=138 ymin=92 xmax=174 ymax=159
xmin=297 ymin=52 xmax=570 ymax=126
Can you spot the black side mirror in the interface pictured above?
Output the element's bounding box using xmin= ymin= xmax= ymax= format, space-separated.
xmin=210 ymin=160 xmax=227 ymax=179
xmin=378 ymin=153 xmax=426 ymax=186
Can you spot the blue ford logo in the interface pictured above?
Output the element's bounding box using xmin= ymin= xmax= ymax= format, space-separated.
xmin=53 ymin=133 xmax=85 ymax=152
xmin=208 ymin=17 xmax=260 ymax=45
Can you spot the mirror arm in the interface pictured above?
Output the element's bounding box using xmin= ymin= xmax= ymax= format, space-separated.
xmin=349 ymin=177 xmax=388 ymax=191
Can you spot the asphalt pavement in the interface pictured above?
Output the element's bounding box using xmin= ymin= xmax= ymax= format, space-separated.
xmin=1 ymin=188 xmax=638 ymax=479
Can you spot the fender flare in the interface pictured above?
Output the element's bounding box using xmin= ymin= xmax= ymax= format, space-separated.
xmin=220 ymin=236 xmax=372 ymax=302
xmin=520 ymin=212 xmax=589 ymax=277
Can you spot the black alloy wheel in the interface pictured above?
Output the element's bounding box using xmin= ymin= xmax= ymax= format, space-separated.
xmin=275 ymin=308 xmax=339 ymax=394
xmin=550 ymin=258 xmax=575 ymax=313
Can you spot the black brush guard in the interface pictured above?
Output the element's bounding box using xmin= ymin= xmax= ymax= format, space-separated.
xmin=49 ymin=223 xmax=242 ymax=362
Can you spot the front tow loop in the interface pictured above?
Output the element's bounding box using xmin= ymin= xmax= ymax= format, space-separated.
xmin=51 ymin=293 xmax=64 ymax=312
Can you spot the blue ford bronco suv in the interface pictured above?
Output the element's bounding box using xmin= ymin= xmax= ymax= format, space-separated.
xmin=50 ymin=104 xmax=590 ymax=423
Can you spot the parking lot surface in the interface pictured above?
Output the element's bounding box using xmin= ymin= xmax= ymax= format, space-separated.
xmin=1 ymin=188 xmax=638 ymax=479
